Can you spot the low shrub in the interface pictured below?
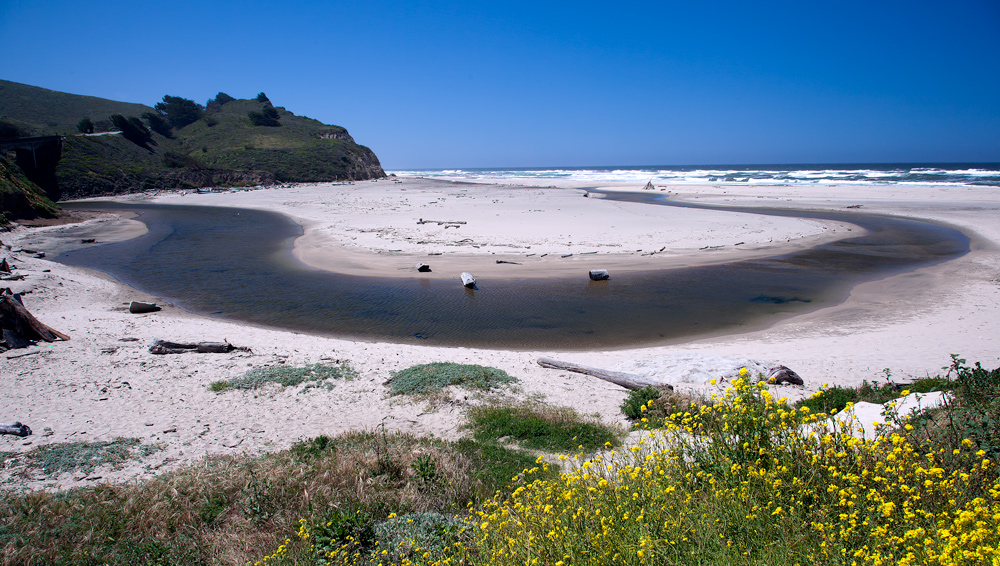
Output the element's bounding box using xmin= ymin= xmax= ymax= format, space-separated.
xmin=209 ymin=362 xmax=357 ymax=392
xmin=387 ymin=362 xmax=517 ymax=396
xmin=467 ymin=403 xmax=620 ymax=452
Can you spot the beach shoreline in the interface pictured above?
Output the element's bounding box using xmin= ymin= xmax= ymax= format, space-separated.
xmin=3 ymin=177 xmax=999 ymax=491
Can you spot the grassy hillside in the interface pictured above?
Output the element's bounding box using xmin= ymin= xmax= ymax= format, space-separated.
xmin=0 ymin=80 xmax=385 ymax=204
xmin=0 ymin=79 xmax=152 ymax=136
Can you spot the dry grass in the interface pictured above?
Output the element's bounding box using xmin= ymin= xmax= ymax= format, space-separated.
xmin=0 ymin=430 xmax=528 ymax=565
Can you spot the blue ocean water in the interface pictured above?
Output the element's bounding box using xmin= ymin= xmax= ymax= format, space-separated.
xmin=391 ymin=163 xmax=1000 ymax=187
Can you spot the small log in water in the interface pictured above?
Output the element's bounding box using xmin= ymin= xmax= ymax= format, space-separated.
xmin=537 ymin=357 xmax=670 ymax=391
xmin=589 ymin=269 xmax=610 ymax=281
xmin=460 ymin=272 xmax=476 ymax=288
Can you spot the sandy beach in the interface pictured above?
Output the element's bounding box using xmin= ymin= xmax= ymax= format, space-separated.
xmin=3 ymin=177 xmax=999 ymax=491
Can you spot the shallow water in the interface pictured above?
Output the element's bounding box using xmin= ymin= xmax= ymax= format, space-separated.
xmin=57 ymin=195 xmax=969 ymax=349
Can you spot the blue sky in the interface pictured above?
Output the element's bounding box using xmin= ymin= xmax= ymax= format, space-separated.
xmin=2 ymin=0 xmax=998 ymax=169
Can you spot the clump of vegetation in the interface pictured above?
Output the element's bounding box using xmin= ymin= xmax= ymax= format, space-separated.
xmin=467 ymin=403 xmax=620 ymax=452
xmin=621 ymin=385 xmax=710 ymax=429
xmin=1 ymin=438 xmax=161 ymax=476
xmin=209 ymin=362 xmax=357 ymax=392
xmin=0 ymin=430 xmax=544 ymax=565
xmin=387 ymin=362 xmax=517 ymax=396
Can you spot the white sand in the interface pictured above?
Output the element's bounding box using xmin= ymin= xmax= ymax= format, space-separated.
xmin=2 ymin=177 xmax=998 ymax=491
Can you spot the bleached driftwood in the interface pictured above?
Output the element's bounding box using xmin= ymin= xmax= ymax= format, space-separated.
xmin=460 ymin=272 xmax=476 ymax=288
xmin=149 ymin=339 xmax=249 ymax=355
xmin=537 ymin=357 xmax=671 ymax=391
xmin=0 ymin=422 xmax=31 ymax=437
xmin=1 ymin=288 xmax=69 ymax=350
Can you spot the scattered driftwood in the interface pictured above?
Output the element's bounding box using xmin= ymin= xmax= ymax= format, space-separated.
xmin=0 ymin=258 xmax=10 ymax=273
xmin=417 ymin=219 xmax=467 ymax=226
xmin=589 ymin=269 xmax=610 ymax=281
xmin=128 ymin=301 xmax=161 ymax=314
xmin=416 ymin=263 xmax=432 ymax=272
xmin=148 ymin=339 xmax=249 ymax=355
xmin=495 ymin=260 xmax=521 ymax=265
xmin=460 ymin=272 xmax=476 ymax=288
xmin=0 ymin=422 xmax=31 ymax=437
xmin=643 ymin=180 xmax=656 ymax=190
xmin=766 ymin=365 xmax=804 ymax=385
xmin=537 ymin=357 xmax=671 ymax=391
xmin=1 ymin=288 xmax=70 ymax=351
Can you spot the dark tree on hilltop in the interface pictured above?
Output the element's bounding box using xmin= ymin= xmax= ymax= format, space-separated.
xmin=248 ymin=105 xmax=281 ymax=127
xmin=142 ymin=112 xmax=172 ymax=137
xmin=153 ymin=95 xmax=204 ymax=129
xmin=214 ymin=92 xmax=235 ymax=105
xmin=77 ymin=117 xmax=94 ymax=134
xmin=110 ymin=114 xmax=152 ymax=148
xmin=255 ymin=92 xmax=270 ymax=103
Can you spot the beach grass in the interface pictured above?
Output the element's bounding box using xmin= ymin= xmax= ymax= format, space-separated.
xmin=209 ymin=362 xmax=357 ymax=392
xmin=0 ymin=438 xmax=161 ymax=478
xmin=386 ymin=362 xmax=517 ymax=396
xmin=466 ymin=402 xmax=621 ymax=452
xmin=0 ymin=428 xmax=549 ymax=565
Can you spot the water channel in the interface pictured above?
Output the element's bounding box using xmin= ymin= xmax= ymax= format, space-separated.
xmin=57 ymin=193 xmax=969 ymax=349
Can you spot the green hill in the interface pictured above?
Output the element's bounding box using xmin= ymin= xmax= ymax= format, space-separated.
xmin=0 ymin=80 xmax=385 ymax=204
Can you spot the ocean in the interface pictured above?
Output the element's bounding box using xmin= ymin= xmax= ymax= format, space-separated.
xmin=391 ymin=163 xmax=1000 ymax=187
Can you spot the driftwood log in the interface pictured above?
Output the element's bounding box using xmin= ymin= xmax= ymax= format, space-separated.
xmin=0 ymin=422 xmax=31 ymax=437
xmin=1 ymin=288 xmax=70 ymax=351
xmin=589 ymin=269 xmax=610 ymax=281
xmin=148 ymin=339 xmax=248 ymax=355
xmin=129 ymin=301 xmax=161 ymax=314
xmin=537 ymin=357 xmax=671 ymax=391
xmin=766 ymin=365 xmax=804 ymax=385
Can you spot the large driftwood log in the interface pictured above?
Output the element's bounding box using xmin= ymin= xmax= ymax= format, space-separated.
xmin=149 ymin=339 xmax=249 ymax=355
xmin=0 ymin=288 xmax=70 ymax=350
xmin=0 ymin=422 xmax=31 ymax=437
xmin=537 ymin=357 xmax=671 ymax=391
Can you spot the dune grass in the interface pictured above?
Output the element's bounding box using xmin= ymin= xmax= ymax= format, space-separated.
xmin=386 ymin=363 xmax=517 ymax=396
xmin=209 ymin=362 xmax=357 ymax=392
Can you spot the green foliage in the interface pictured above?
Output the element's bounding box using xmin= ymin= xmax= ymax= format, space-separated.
xmin=76 ymin=117 xmax=94 ymax=134
xmin=388 ymin=363 xmax=517 ymax=395
xmin=248 ymin=104 xmax=280 ymax=126
xmin=209 ymin=362 xmax=357 ymax=392
xmin=142 ymin=111 xmax=172 ymax=137
xmin=255 ymin=91 xmax=270 ymax=103
xmin=153 ymin=95 xmax=204 ymax=129
xmin=373 ymin=512 xmax=463 ymax=563
xmin=467 ymin=403 xmax=620 ymax=452
xmin=213 ymin=92 xmax=235 ymax=105
xmin=110 ymin=114 xmax=153 ymax=148
xmin=621 ymin=386 xmax=662 ymax=420
xmin=291 ymin=435 xmax=335 ymax=459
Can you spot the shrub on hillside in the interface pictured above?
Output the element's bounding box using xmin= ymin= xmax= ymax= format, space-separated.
xmin=154 ymin=95 xmax=204 ymax=129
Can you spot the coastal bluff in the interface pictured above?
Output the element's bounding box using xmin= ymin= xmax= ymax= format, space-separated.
xmin=0 ymin=80 xmax=385 ymax=209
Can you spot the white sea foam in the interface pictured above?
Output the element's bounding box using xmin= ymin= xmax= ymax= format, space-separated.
xmin=392 ymin=164 xmax=1000 ymax=187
